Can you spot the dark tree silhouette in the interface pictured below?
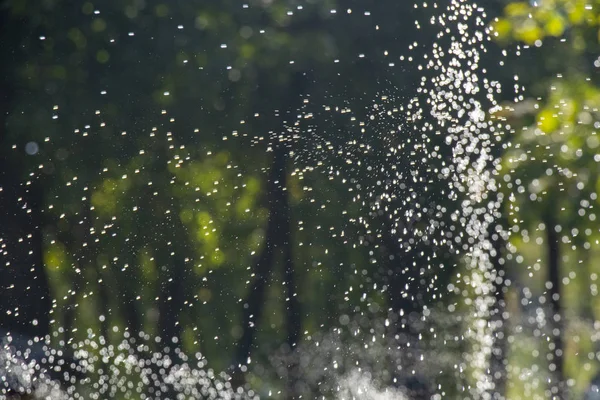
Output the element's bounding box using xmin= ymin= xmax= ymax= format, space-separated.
xmin=545 ymin=206 xmax=564 ymax=398
xmin=0 ymin=8 xmax=52 ymax=341
xmin=489 ymin=213 xmax=509 ymax=400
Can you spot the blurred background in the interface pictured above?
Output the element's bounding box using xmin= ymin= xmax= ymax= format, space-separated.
xmin=2 ymin=0 xmax=600 ymax=399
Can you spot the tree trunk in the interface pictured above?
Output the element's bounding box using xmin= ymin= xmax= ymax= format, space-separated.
xmin=94 ymin=262 xmax=111 ymax=342
xmin=157 ymin=247 xmax=187 ymax=345
xmin=545 ymin=212 xmax=564 ymax=399
xmin=63 ymin=269 xmax=84 ymax=344
xmin=489 ymin=218 xmax=508 ymax=400
xmin=233 ymin=72 xmax=308 ymax=393
xmin=283 ymin=226 xmax=301 ymax=350
xmin=281 ymin=160 xmax=301 ymax=400
xmin=232 ymin=143 xmax=305 ymax=399
xmin=60 ymin=198 xmax=98 ymax=344
xmin=234 ymin=147 xmax=287 ymax=370
xmin=120 ymin=284 xmax=142 ymax=337
xmin=381 ymin=230 xmax=422 ymax=332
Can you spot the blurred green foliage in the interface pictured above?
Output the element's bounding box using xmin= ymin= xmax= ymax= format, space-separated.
xmin=494 ymin=0 xmax=600 ymax=397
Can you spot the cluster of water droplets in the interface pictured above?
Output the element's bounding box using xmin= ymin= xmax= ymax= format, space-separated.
xmin=2 ymin=330 xmax=255 ymax=399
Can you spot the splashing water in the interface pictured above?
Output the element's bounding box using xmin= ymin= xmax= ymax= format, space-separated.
xmin=0 ymin=0 xmax=526 ymax=399
xmin=2 ymin=330 xmax=256 ymax=399
xmin=336 ymin=370 xmax=408 ymax=400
